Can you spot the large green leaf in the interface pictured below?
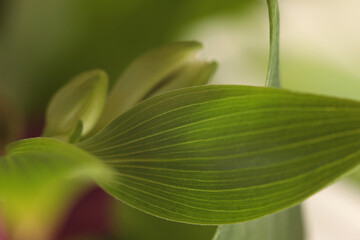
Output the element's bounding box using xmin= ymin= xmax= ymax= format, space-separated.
xmin=0 ymin=138 xmax=108 ymax=239
xmin=79 ymin=85 xmax=360 ymax=224
xmin=212 ymin=206 xmax=303 ymax=240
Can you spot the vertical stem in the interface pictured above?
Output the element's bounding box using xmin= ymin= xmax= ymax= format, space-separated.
xmin=265 ymin=0 xmax=280 ymax=88
xmin=266 ymin=2 xmax=304 ymax=238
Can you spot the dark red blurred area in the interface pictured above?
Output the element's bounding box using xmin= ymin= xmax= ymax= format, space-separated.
xmin=55 ymin=187 xmax=113 ymax=240
xmin=24 ymin=116 xmax=45 ymax=139
xmin=0 ymin=218 xmax=6 ymax=240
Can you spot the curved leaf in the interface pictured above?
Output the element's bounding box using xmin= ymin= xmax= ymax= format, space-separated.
xmin=212 ymin=206 xmax=303 ymax=240
xmin=79 ymin=85 xmax=360 ymax=224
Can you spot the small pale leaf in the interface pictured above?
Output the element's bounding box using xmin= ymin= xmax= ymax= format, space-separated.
xmin=43 ymin=69 xmax=108 ymax=141
xmin=95 ymin=41 xmax=216 ymax=131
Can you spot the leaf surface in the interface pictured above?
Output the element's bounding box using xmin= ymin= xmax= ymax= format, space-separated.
xmin=79 ymin=85 xmax=360 ymax=224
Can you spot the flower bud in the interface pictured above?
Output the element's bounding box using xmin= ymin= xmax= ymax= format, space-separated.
xmin=96 ymin=41 xmax=217 ymax=131
xmin=43 ymin=69 xmax=108 ymax=142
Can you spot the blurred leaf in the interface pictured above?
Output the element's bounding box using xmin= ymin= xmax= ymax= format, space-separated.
xmin=42 ymin=69 xmax=108 ymax=141
xmin=212 ymin=205 xmax=303 ymax=240
xmin=79 ymin=85 xmax=360 ymax=224
xmin=0 ymin=138 xmax=109 ymax=239
xmin=282 ymin=56 xmax=360 ymax=102
xmin=95 ymin=41 xmax=216 ymax=132
xmin=112 ymin=202 xmax=216 ymax=240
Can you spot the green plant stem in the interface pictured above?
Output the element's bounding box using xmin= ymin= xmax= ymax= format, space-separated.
xmin=266 ymin=1 xmax=304 ymax=238
xmin=265 ymin=0 xmax=280 ymax=88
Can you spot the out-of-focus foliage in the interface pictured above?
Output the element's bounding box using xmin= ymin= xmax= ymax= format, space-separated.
xmin=112 ymin=202 xmax=216 ymax=240
xmin=213 ymin=206 xmax=303 ymax=240
xmin=0 ymin=0 xmax=252 ymax=116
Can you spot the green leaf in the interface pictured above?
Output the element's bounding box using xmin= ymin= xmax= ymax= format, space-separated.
xmin=0 ymin=138 xmax=108 ymax=239
xmin=42 ymin=69 xmax=108 ymax=141
xmin=79 ymin=85 xmax=360 ymax=224
xmin=212 ymin=206 xmax=303 ymax=240
xmin=94 ymin=41 xmax=216 ymax=132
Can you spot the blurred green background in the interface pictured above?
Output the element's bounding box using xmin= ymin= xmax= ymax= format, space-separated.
xmin=0 ymin=0 xmax=253 ymax=117
xmin=1 ymin=0 xmax=360 ymax=239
